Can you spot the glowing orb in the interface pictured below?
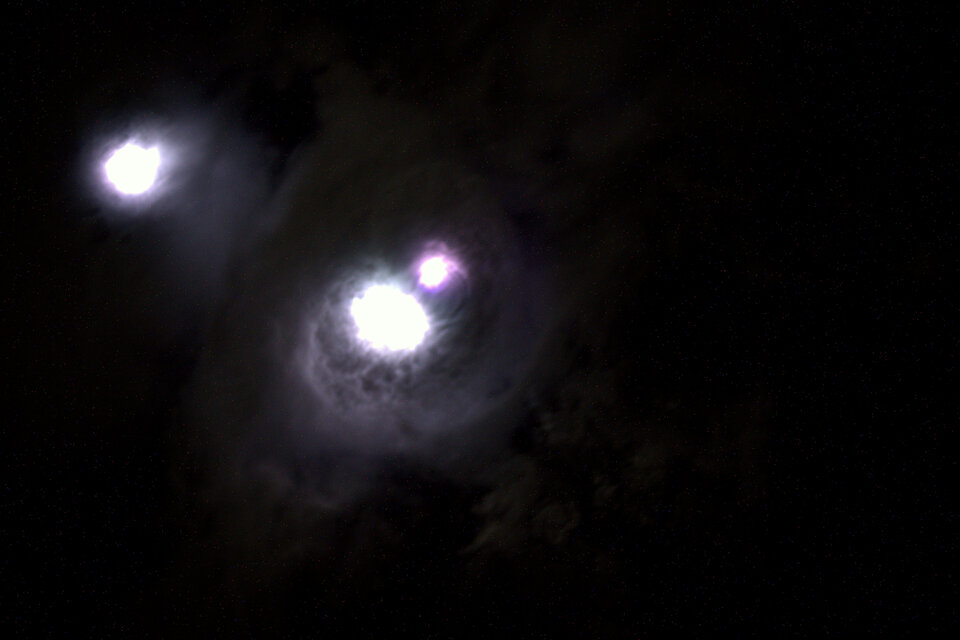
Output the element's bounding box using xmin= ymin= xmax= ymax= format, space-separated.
xmin=104 ymin=143 xmax=161 ymax=195
xmin=419 ymin=256 xmax=452 ymax=288
xmin=350 ymin=284 xmax=430 ymax=351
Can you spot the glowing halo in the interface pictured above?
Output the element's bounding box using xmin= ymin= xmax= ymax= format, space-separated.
xmin=418 ymin=255 xmax=453 ymax=288
xmin=349 ymin=284 xmax=430 ymax=352
xmin=103 ymin=142 xmax=161 ymax=195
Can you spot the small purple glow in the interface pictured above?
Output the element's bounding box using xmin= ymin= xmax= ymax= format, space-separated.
xmin=419 ymin=256 xmax=453 ymax=288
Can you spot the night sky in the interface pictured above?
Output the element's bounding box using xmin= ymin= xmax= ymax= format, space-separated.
xmin=6 ymin=2 xmax=954 ymax=636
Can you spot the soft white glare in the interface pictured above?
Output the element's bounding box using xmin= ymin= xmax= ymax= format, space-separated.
xmin=350 ymin=284 xmax=430 ymax=351
xmin=104 ymin=143 xmax=161 ymax=195
xmin=419 ymin=256 xmax=451 ymax=288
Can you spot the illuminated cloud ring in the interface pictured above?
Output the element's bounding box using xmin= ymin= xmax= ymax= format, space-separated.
xmin=184 ymin=153 xmax=558 ymax=479
xmin=290 ymin=222 xmax=550 ymax=454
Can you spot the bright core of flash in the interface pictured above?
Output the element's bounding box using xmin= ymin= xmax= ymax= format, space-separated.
xmin=419 ymin=256 xmax=451 ymax=288
xmin=350 ymin=284 xmax=430 ymax=352
xmin=104 ymin=143 xmax=161 ymax=195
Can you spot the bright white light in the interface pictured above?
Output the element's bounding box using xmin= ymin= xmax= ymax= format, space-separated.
xmin=419 ymin=256 xmax=451 ymax=288
xmin=350 ymin=284 xmax=430 ymax=351
xmin=104 ymin=143 xmax=161 ymax=195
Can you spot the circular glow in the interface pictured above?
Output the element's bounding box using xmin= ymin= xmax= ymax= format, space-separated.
xmin=104 ymin=143 xmax=161 ymax=195
xmin=419 ymin=256 xmax=451 ymax=288
xmin=350 ymin=284 xmax=430 ymax=351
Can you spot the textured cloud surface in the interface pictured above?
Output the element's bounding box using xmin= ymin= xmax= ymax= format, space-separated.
xmin=180 ymin=66 xmax=562 ymax=521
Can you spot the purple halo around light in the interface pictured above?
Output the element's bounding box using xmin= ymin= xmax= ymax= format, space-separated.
xmin=418 ymin=255 xmax=454 ymax=289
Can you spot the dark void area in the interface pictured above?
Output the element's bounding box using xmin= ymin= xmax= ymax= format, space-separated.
xmin=4 ymin=1 xmax=954 ymax=636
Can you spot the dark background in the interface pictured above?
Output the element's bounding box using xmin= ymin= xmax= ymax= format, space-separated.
xmin=5 ymin=1 xmax=954 ymax=636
